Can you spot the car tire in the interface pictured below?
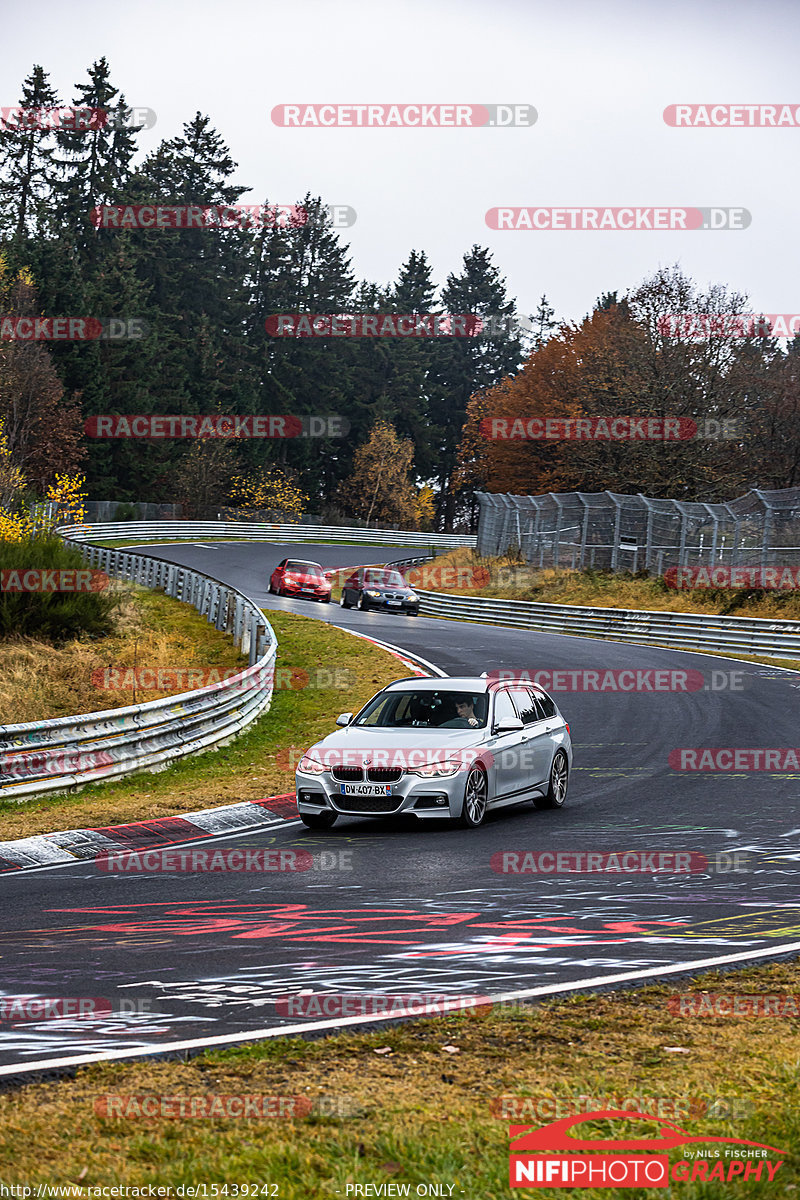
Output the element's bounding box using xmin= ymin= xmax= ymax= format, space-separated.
xmin=321 ymin=596 xmax=331 ymax=603
xmin=299 ymin=811 xmax=338 ymax=829
xmin=358 ymin=594 xmax=369 ymax=611
xmin=533 ymin=751 xmax=569 ymax=810
xmin=339 ymin=592 xmax=351 ymax=609
xmin=268 ymin=580 xmax=276 ymax=594
xmin=458 ymin=765 xmax=488 ymax=828
xmin=408 ymin=608 xmax=419 ymax=616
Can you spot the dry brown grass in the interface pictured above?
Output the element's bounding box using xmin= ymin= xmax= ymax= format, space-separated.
xmin=420 ymin=547 xmax=800 ymax=619
xmin=0 ymin=585 xmax=246 ymax=725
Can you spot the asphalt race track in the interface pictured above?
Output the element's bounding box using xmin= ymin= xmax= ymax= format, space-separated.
xmin=2 ymin=540 xmax=800 ymax=1076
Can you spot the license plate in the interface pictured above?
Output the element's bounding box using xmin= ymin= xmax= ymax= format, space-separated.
xmin=301 ymin=588 xmax=315 ymax=593
xmin=340 ymin=783 xmax=392 ymax=796
xmin=387 ymin=600 xmax=402 ymax=607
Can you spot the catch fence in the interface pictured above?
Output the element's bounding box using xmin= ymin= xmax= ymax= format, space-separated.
xmin=476 ymin=488 xmax=800 ymax=573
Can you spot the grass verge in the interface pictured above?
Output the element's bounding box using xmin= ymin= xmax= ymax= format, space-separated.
xmin=0 ymin=585 xmax=247 ymax=724
xmin=417 ymin=547 xmax=800 ymax=619
xmin=1 ymin=960 xmax=797 ymax=1193
xmin=0 ymin=610 xmax=404 ymax=840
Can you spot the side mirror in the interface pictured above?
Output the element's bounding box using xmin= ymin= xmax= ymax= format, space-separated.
xmin=494 ymin=716 xmax=524 ymax=734
xmin=336 ymin=712 xmax=353 ymax=727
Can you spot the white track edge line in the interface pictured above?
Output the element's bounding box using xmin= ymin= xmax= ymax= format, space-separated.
xmin=2 ymin=939 xmax=800 ymax=1077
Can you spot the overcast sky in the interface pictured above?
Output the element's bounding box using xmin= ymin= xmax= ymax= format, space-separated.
xmin=3 ymin=0 xmax=798 ymax=326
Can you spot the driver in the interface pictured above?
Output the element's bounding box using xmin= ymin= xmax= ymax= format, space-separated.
xmin=441 ymin=697 xmax=480 ymax=728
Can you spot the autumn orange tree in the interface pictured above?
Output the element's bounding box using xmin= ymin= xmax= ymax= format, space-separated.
xmin=455 ymin=324 xmax=586 ymax=497
xmin=456 ymin=267 xmax=770 ymax=502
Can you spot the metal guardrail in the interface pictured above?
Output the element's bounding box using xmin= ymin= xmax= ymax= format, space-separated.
xmin=414 ymin=590 xmax=800 ymax=660
xmin=385 ymin=557 xmax=800 ymax=660
xmin=58 ymin=521 xmax=476 ymax=549
xmin=0 ymin=543 xmax=277 ymax=801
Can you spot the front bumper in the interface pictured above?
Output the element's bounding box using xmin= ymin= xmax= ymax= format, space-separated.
xmin=284 ymin=585 xmax=331 ymax=602
xmin=361 ymin=596 xmax=419 ymax=613
xmin=296 ymin=770 xmax=463 ymax=819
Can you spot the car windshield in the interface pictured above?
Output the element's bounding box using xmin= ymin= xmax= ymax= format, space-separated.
xmin=363 ymin=569 xmax=405 ymax=587
xmin=286 ymin=561 xmax=323 ymax=574
xmin=354 ymin=690 xmax=489 ymax=728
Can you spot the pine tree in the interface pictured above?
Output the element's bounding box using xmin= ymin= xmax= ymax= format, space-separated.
xmin=51 ymin=58 xmax=143 ymax=256
xmin=0 ymin=66 xmax=60 ymax=245
xmin=251 ymin=194 xmax=358 ymax=506
xmin=430 ymin=246 xmax=523 ymax=529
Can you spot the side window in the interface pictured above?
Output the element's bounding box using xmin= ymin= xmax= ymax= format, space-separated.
xmin=534 ymin=691 xmax=557 ymax=718
xmin=345 ymin=574 xmax=358 ymax=589
xmin=509 ymin=687 xmax=538 ymax=725
xmin=493 ymin=690 xmax=517 ymax=726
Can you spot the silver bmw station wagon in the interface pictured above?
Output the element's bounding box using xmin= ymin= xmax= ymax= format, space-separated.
xmin=295 ymin=675 xmax=573 ymax=829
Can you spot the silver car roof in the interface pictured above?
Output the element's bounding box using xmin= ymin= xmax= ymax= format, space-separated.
xmin=384 ymin=677 xmax=491 ymax=693
xmin=383 ymin=676 xmax=553 ymax=697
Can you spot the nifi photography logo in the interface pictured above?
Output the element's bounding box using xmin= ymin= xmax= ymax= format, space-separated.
xmin=508 ymin=1109 xmax=786 ymax=1188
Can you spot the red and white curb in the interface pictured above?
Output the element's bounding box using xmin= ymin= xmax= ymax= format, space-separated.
xmin=0 ymin=795 xmax=298 ymax=874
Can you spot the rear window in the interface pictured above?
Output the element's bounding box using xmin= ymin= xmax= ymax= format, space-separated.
xmin=534 ymin=691 xmax=557 ymax=718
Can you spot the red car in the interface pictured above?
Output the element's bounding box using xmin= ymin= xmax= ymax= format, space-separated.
xmin=268 ymin=559 xmax=331 ymax=603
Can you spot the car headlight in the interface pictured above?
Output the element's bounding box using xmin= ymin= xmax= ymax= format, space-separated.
xmin=406 ymin=592 xmax=419 ymax=602
xmin=409 ymin=761 xmax=462 ymax=778
xmin=364 ymin=589 xmax=381 ymax=597
xmin=298 ymin=754 xmax=326 ymax=774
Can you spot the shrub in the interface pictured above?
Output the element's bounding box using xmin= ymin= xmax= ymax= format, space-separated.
xmin=0 ymin=535 xmax=118 ymax=643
